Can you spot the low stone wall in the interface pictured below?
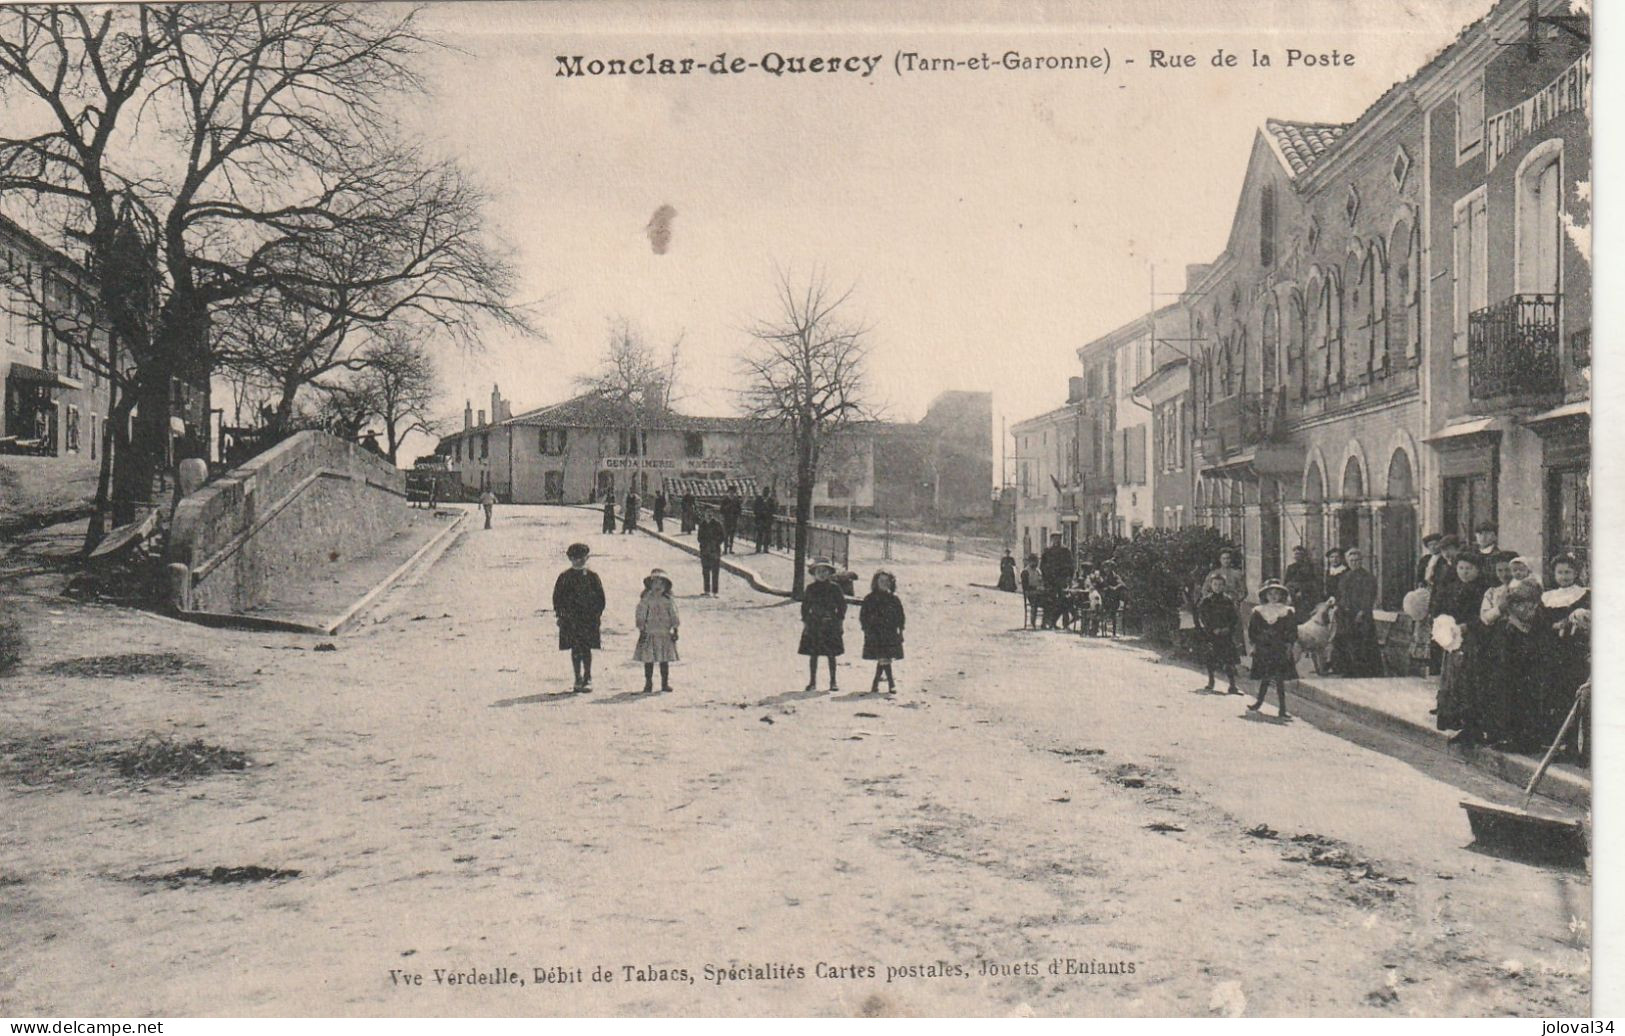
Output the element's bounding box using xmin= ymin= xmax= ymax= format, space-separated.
xmin=166 ymin=431 xmax=408 ymax=614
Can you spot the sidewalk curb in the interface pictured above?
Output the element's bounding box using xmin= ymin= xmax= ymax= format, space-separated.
xmin=1289 ymin=676 xmax=1591 ymax=809
xmin=568 ymin=504 xmax=794 ymax=598
xmin=1103 ymin=632 xmax=1591 ymax=809
xmin=328 ymin=509 xmax=468 ymax=634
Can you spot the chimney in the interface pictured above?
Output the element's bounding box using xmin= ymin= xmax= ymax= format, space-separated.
xmin=491 ymin=384 xmax=503 ymax=424
xmin=1067 ymin=376 xmax=1085 ymax=404
xmin=477 ymin=409 xmax=486 ymax=426
xmin=463 ymin=400 xmax=473 ymax=431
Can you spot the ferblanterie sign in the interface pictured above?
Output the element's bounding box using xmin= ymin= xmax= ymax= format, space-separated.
xmin=1486 ymin=51 xmax=1589 ymax=172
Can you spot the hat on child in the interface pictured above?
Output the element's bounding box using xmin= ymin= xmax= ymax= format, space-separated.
xmin=643 ymin=568 xmax=673 ymax=591
xmin=809 ymin=557 xmax=837 ymax=575
xmin=1258 ymin=578 xmax=1290 ymax=600
xmin=566 ymin=543 xmax=591 ymax=560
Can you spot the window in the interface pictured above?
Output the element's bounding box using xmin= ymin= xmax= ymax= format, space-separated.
xmin=539 ymin=428 xmax=567 ymax=455
xmin=1456 ymin=75 xmax=1484 ymax=161
xmin=64 ymin=406 xmax=79 ymax=452
xmin=1515 ymin=142 xmax=1562 ymax=297
xmin=1452 ymin=188 xmax=1489 ymax=357
xmin=1444 ymin=473 xmax=1493 ymax=543
xmin=684 ymin=431 xmax=704 ymax=458
xmin=479 ymin=433 xmax=489 ymax=460
xmin=1260 ymin=183 xmax=1276 ymax=267
xmin=454 ymin=440 xmax=462 ymax=462
xmin=827 ymin=477 xmax=851 ymax=499
xmin=618 ymin=428 xmax=646 ymax=456
xmin=543 ymin=470 xmax=565 ymax=503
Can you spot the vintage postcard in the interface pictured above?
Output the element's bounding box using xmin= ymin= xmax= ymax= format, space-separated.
xmin=0 ymin=0 xmax=1602 ymax=1020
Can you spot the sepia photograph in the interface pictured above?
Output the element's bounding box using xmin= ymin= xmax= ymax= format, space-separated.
xmin=0 ymin=0 xmax=1603 ymax=1020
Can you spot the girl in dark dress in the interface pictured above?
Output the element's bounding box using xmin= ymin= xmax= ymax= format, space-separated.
xmin=1247 ymin=580 xmax=1299 ymax=718
xmin=1195 ymin=572 xmax=1241 ymax=694
xmin=800 ymin=557 xmax=847 ymax=691
xmin=1433 ymin=555 xmax=1493 ymax=743
xmin=1475 ymin=553 xmax=1518 ymax=746
xmin=860 ymin=570 xmax=906 ymax=694
xmin=552 ymin=542 xmax=606 ymax=692
xmin=601 ymin=497 xmax=616 ymax=533
xmin=1536 ymin=554 xmax=1590 ymax=762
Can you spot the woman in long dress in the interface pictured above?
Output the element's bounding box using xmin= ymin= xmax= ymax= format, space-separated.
xmin=1434 ymin=554 xmax=1493 ymax=743
xmin=1536 ymin=554 xmax=1590 ymax=762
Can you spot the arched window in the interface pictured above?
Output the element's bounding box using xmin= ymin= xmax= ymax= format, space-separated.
xmin=1286 ymin=290 xmax=1307 ymax=402
xmin=1338 ymin=454 xmax=1366 ymax=555
xmin=1515 ymin=140 xmax=1563 ymax=297
xmin=1381 ymin=449 xmax=1418 ymax=609
xmin=1323 ymin=270 xmax=1344 ymax=391
xmin=1390 ymin=217 xmax=1421 ymax=365
xmin=1303 ymin=459 xmax=1326 ymax=561
xmin=1367 ymin=241 xmax=1389 ymax=374
xmin=1343 ymin=251 xmax=1365 ymax=385
xmin=1261 ymin=301 xmax=1280 ymax=396
xmin=1219 ymin=334 xmax=1235 ymax=398
xmin=1235 ymin=326 xmax=1250 ymax=396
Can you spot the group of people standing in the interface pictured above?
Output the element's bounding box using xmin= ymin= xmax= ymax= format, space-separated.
xmin=1280 ymin=543 xmax=1383 ymax=677
xmin=1418 ymin=524 xmax=1590 ymax=759
xmin=1014 ymin=534 xmax=1128 ymax=633
xmin=549 ymin=521 xmax=908 ymax=697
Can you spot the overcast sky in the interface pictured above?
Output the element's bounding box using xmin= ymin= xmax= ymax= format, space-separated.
xmin=400 ymin=0 xmax=1494 ymax=466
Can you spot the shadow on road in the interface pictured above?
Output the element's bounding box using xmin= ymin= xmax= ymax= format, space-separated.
xmin=490 ymin=691 xmax=579 ymax=707
xmin=1239 ymin=710 xmax=1292 ymax=725
xmin=831 ymin=689 xmax=890 ymax=702
xmin=591 ymin=689 xmax=666 ymax=706
xmin=757 ymin=687 xmax=829 ymax=707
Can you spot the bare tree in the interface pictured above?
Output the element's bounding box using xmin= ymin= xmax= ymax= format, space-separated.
xmin=349 ymin=332 xmax=437 ymax=465
xmin=0 ymin=4 xmax=531 ymax=531
xmin=738 ymin=270 xmax=873 ymax=597
xmin=573 ymin=318 xmax=684 ymax=498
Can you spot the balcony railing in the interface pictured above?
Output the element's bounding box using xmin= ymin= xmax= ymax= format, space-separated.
xmin=1200 ymin=390 xmax=1283 ymax=462
xmin=1468 ymin=293 xmax=1562 ymax=400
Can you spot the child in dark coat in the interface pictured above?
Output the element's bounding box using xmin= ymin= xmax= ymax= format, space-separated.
xmin=860 ymin=570 xmax=906 ymax=694
xmin=1195 ymin=572 xmax=1241 ymax=694
xmin=800 ymin=557 xmax=847 ymax=691
xmin=1247 ymin=579 xmax=1299 ymax=718
xmin=553 ymin=542 xmax=606 ymax=692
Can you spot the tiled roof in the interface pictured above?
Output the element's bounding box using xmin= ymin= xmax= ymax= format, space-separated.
xmin=1264 ymin=119 xmax=1350 ymax=177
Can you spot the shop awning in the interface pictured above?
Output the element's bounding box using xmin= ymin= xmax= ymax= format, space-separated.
xmin=663 ymin=476 xmax=760 ymax=498
xmin=1424 ymin=417 xmax=1505 ymax=446
xmin=1522 ymin=400 xmax=1590 ymax=428
xmin=5 ymin=362 xmax=72 ymax=389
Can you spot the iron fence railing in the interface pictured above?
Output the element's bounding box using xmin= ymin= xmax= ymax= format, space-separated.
xmin=1468 ymin=293 xmax=1562 ymax=399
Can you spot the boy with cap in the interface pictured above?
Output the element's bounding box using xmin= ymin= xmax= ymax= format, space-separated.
xmin=553 ymin=543 xmax=606 ymax=691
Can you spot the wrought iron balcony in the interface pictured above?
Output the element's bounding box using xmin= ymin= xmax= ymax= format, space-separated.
xmin=1200 ymin=391 xmax=1282 ymax=461
xmin=1468 ymin=293 xmax=1562 ymax=401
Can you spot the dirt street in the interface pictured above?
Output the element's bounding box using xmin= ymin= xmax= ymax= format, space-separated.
xmin=0 ymin=506 xmax=1590 ymax=1016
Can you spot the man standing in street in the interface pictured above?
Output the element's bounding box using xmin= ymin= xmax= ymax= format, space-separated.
xmin=480 ymin=487 xmax=496 ymax=530
xmin=623 ymin=488 xmax=640 ymax=534
xmin=721 ymin=488 xmax=741 ymax=553
xmin=1038 ymin=533 xmax=1074 ymax=630
xmin=1283 ymin=545 xmax=1322 ymax=616
xmin=653 ymin=489 xmax=668 ymax=533
xmin=1473 ymin=521 xmax=1500 ymax=562
xmin=680 ymin=490 xmax=696 ymax=535
xmin=1415 ymin=532 xmax=1443 ymax=588
xmin=752 ymin=491 xmax=771 ymax=553
xmin=697 ymin=511 xmax=725 ymax=596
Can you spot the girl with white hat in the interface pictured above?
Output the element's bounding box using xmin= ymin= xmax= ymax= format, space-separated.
xmin=634 ymin=568 xmax=680 ymax=693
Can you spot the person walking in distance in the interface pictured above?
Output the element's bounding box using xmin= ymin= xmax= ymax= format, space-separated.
xmin=480 ymin=487 xmax=496 ymax=530
xmin=553 ymin=543 xmax=605 ymax=692
xmin=1247 ymin=579 xmax=1299 ymax=718
xmin=800 ymin=557 xmax=847 ymax=691
xmin=680 ymin=490 xmax=696 ymax=534
xmin=602 ymin=494 xmax=616 ymax=534
xmin=752 ymin=491 xmax=771 ymax=553
xmin=697 ymin=511 xmax=725 ymax=597
xmin=652 ymin=490 xmax=668 ymax=533
xmin=623 ymin=488 xmax=640 ymax=533
xmin=633 ymin=568 xmax=679 ymax=693
xmin=721 ymin=488 xmax=742 ymax=553
xmin=860 ymin=570 xmax=905 ymax=694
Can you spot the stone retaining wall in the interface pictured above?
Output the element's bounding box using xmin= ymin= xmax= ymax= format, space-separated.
xmin=166 ymin=431 xmax=407 ymax=614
